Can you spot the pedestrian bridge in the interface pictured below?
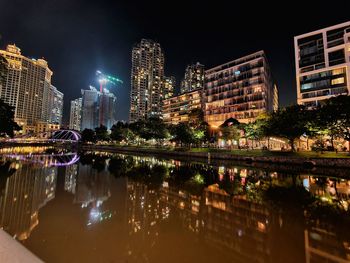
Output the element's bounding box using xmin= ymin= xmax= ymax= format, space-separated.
xmin=4 ymin=130 xmax=81 ymax=143
xmin=2 ymin=152 xmax=80 ymax=167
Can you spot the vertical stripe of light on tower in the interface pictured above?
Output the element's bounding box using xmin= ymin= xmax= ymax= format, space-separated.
xmin=96 ymin=70 xmax=123 ymax=127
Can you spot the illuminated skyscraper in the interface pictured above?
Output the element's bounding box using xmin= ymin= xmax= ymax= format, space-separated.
xmin=129 ymin=39 xmax=165 ymax=122
xmin=163 ymin=76 xmax=175 ymax=100
xmin=81 ymin=87 xmax=99 ymax=130
xmin=81 ymin=86 xmax=117 ymax=130
xmin=180 ymin=62 xmax=205 ymax=93
xmin=0 ymin=44 xmax=63 ymax=132
xmin=99 ymin=90 xmax=117 ymax=129
xmin=69 ymin=98 xmax=82 ymax=131
xmin=42 ymin=84 xmax=63 ymax=125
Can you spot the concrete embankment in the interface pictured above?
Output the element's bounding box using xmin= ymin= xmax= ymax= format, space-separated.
xmin=81 ymin=145 xmax=350 ymax=168
xmin=0 ymin=230 xmax=42 ymax=263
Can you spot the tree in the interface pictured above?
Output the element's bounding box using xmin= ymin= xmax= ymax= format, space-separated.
xmin=81 ymin=128 xmax=96 ymax=143
xmin=110 ymin=123 xmax=135 ymax=143
xmin=220 ymin=125 xmax=241 ymax=147
xmin=129 ymin=117 xmax=169 ymax=142
xmin=188 ymin=108 xmax=205 ymax=128
xmin=242 ymin=114 xmax=268 ymax=149
xmin=0 ymin=55 xmax=7 ymax=86
xmin=322 ymin=95 xmax=350 ymax=152
xmin=264 ymin=105 xmax=310 ymax=151
xmin=95 ymin=125 xmax=109 ymax=141
xmin=0 ymin=99 xmax=21 ymax=137
xmin=193 ymin=122 xmax=211 ymax=145
xmin=170 ymin=123 xmax=195 ymax=146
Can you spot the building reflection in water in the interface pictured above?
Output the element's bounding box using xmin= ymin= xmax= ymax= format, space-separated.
xmin=123 ymin=155 xmax=350 ymax=263
xmin=0 ymin=151 xmax=350 ymax=262
xmin=64 ymin=158 xmax=113 ymax=226
xmin=0 ymin=161 xmax=57 ymax=240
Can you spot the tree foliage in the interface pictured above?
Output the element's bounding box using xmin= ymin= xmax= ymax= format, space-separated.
xmin=0 ymin=99 xmax=21 ymax=137
xmin=95 ymin=125 xmax=109 ymax=141
xmin=264 ymin=105 xmax=310 ymax=151
xmin=81 ymin=128 xmax=96 ymax=143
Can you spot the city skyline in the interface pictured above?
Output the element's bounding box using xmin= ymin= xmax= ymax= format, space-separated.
xmin=1 ymin=1 xmax=349 ymax=123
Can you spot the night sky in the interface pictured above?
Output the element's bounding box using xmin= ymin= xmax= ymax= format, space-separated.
xmin=0 ymin=0 xmax=349 ymax=124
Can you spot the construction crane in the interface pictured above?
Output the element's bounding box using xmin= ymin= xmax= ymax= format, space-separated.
xmin=95 ymin=70 xmax=123 ymax=126
xmin=96 ymin=70 xmax=123 ymax=93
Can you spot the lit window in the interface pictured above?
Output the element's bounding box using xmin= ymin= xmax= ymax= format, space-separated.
xmin=331 ymin=77 xmax=345 ymax=85
xmin=332 ymin=68 xmax=344 ymax=75
xmin=301 ymin=83 xmax=312 ymax=90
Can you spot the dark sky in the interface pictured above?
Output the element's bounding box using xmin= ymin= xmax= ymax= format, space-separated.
xmin=0 ymin=0 xmax=349 ymax=123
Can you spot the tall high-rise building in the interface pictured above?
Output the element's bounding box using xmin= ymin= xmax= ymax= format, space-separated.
xmin=0 ymin=44 xmax=64 ymax=133
xmin=69 ymin=98 xmax=82 ymax=131
xmin=180 ymin=62 xmax=205 ymax=94
xmin=42 ymin=85 xmax=63 ymax=124
xmin=294 ymin=21 xmax=350 ymax=107
xmin=163 ymin=76 xmax=175 ymax=100
xmin=99 ymin=90 xmax=117 ymax=129
xmin=205 ymin=51 xmax=277 ymax=127
xmin=129 ymin=39 xmax=165 ymax=122
xmin=0 ymin=45 xmax=53 ymax=126
xmin=81 ymin=87 xmax=99 ymax=130
xmin=81 ymin=86 xmax=117 ymax=130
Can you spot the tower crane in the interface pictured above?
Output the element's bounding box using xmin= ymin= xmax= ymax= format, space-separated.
xmin=96 ymin=70 xmax=123 ymax=93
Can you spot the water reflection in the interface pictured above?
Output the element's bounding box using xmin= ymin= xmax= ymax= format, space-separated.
xmin=0 ymin=160 xmax=57 ymax=240
xmin=0 ymin=150 xmax=349 ymax=262
xmin=64 ymin=162 xmax=113 ymax=226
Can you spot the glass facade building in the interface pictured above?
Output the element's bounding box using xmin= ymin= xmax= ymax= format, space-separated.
xmin=81 ymin=87 xmax=117 ymax=130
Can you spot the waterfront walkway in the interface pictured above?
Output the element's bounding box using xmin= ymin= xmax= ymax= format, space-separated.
xmin=0 ymin=230 xmax=42 ymax=263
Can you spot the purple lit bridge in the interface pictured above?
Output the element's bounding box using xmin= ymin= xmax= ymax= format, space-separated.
xmin=4 ymin=130 xmax=82 ymax=144
xmin=3 ymin=153 xmax=80 ymax=167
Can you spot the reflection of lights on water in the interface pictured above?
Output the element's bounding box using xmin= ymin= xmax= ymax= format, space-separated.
xmin=87 ymin=209 xmax=114 ymax=226
xmin=310 ymin=232 xmax=322 ymax=241
xmin=257 ymin=221 xmax=266 ymax=232
xmin=303 ymin=178 xmax=310 ymax=190
xmin=237 ymin=229 xmax=243 ymax=237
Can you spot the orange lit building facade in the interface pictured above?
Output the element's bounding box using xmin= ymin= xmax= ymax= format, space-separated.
xmin=204 ymin=51 xmax=278 ymax=127
xmin=162 ymin=88 xmax=203 ymax=125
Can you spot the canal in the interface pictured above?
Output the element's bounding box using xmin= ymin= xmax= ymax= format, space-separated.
xmin=0 ymin=147 xmax=349 ymax=262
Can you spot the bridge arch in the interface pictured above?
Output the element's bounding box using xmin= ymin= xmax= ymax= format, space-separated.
xmin=51 ymin=130 xmax=81 ymax=141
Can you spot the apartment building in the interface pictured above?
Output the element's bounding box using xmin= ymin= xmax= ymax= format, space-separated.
xmin=205 ymin=51 xmax=277 ymax=127
xmin=162 ymin=88 xmax=203 ymax=125
xmin=129 ymin=39 xmax=165 ymax=122
xmin=294 ymin=21 xmax=350 ymax=107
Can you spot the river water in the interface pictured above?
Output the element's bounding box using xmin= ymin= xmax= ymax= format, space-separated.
xmin=0 ymin=147 xmax=349 ymax=262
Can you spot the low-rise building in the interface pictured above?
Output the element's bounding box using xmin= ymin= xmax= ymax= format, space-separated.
xmin=36 ymin=121 xmax=60 ymax=134
xmin=162 ymin=88 xmax=203 ymax=125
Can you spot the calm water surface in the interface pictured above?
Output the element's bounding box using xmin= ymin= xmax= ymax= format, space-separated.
xmin=0 ymin=147 xmax=350 ymax=263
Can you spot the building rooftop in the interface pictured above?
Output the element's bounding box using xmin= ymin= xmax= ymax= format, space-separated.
xmin=294 ymin=21 xmax=350 ymax=39
xmin=205 ymin=50 xmax=265 ymax=74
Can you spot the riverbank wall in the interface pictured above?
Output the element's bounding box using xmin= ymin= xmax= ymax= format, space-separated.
xmin=81 ymin=145 xmax=350 ymax=168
